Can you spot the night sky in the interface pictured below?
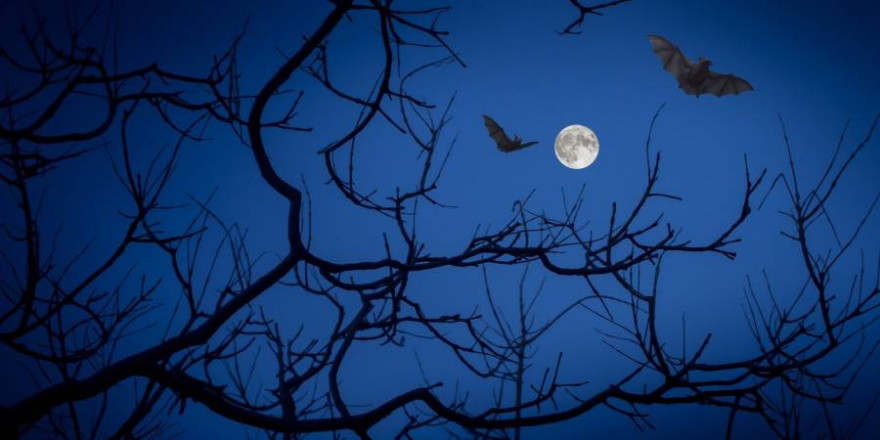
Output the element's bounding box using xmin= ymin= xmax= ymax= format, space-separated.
xmin=1 ymin=0 xmax=879 ymax=439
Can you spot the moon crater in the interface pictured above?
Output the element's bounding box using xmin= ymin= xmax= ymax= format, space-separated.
xmin=554 ymin=125 xmax=599 ymax=169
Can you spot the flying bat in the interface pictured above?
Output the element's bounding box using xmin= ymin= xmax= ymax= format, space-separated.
xmin=482 ymin=115 xmax=538 ymax=153
xmin=648 ymin=34 xmax=753 ymax=97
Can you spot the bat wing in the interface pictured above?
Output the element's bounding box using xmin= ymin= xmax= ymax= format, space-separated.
xmin=483 ymin=115 xmax=537 ymax=153
xmin=698 ymin=71 xmax=754 ymax=97
xmin=648 ymin=34 xmax=693 ymax=84
xmin=483 ymin=115 xmax=512 ymax=148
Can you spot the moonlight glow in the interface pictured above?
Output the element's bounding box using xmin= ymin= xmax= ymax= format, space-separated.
xmin=554 ymin=124 xmax=599 ymax=169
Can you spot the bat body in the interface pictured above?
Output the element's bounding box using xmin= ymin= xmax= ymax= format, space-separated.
xmin=482 ymin=115 xmax=538 ymax=153
xmin=648 ymin=34 xmax=753 ymax=97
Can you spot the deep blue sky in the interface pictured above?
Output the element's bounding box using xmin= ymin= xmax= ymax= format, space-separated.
xmin=1 ymin=0 xmax=879 ymax=439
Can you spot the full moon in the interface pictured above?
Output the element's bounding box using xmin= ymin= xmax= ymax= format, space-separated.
xmin=554 ymin=124 xmax=599 ymax=169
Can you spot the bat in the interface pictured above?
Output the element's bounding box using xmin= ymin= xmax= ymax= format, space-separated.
xmin=648 ymin=34 xmax=753 ymax=97
xmin=482 ymin=115 xmax=538 ymax=153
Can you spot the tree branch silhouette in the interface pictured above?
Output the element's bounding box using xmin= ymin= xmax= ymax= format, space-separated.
xmin=1 ymin=1 xmax=877 ymax=440
xmin=559 ymin=0 xmax=633 ymax=35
